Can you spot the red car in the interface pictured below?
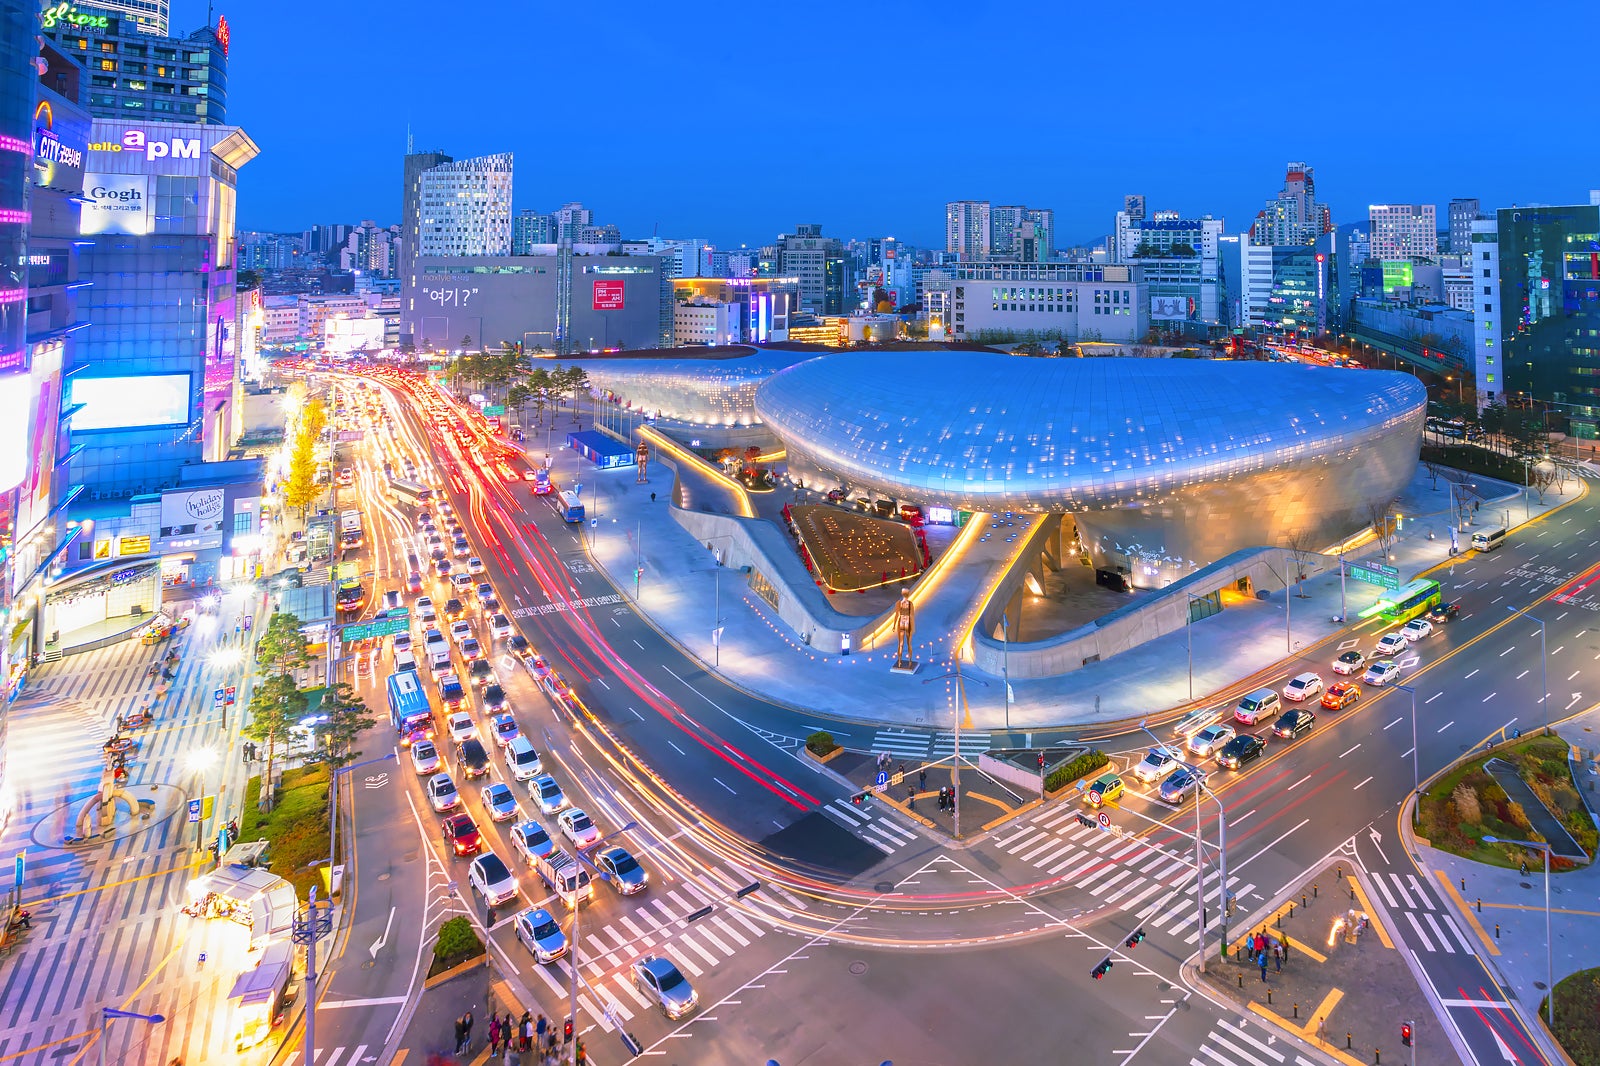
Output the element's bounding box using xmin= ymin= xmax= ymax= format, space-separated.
xmin=441 ymin=812 xmax=481 ymax=857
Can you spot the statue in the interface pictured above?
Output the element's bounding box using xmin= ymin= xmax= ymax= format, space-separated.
xmin=636 ymin=440 xmax=650 ymax=484
xmin=893 ymin=588 xmax=915 ymax=665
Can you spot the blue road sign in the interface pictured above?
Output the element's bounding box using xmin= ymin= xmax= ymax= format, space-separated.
xmin=874 ymin=770 xmax=889 ymax=789
xmin=14 ymin=850 xmax=24 ymax=889
xmin=213 ymin=687 xmax=225 ymax=703
xmin=187 ymin=798 xmax=202 ymax=824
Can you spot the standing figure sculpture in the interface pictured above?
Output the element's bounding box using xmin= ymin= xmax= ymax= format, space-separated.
xmin=894 ymin=588 xmax=915 ymax=665
xmin=635 ymin=440 xmax=650 ymax=484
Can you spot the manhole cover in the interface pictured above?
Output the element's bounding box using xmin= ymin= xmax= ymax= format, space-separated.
xmin=377 ymin=872 xmax=391 ymax=881
xmin=849 ymin=961 xmax=868 ymax=976
xmin=874 ymin=881 xmax=894 ymax=893
xmin=1534 ymin=981 xmax=1547 ymax=991
xmin=1521 ymin=882 xmax=1533 ymax=889
xmin=362 ymin=961 xmax=376 ymax=970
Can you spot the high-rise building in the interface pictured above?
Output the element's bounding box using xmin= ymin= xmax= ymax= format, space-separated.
xmin=418 ymin=153 xmax=513 ymax=258
xmin=1473 ymin=202 xmax=1600 ymax=429
xmin=1368 ymin=204 xmax=1437 ymax=261
xmin=1249 ymin=162 xmax=1332 ymax=247
xmin=40 ymin=2 xmax=227 ymax=124
xmin=1448 ymin=198 xmax=1480 ymax=256
xmin=779 ymin=224 xmax=848 ymax=313
xmin=513 ymin=209 xmax=556 ymax=253
xmin=400 ymin=148 xmax=451 ymax=319
xmin=1113 ymin=210 xmax=1226 ymax=326
xmin=945 ymin=200 xmax=991 ymax=260
xmin=554 ymin=202 xmax=592 ymax=244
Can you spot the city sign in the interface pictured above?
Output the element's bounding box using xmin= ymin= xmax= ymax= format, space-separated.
xmin=482 ymin=404 xmax=505 ymax=417
xmin=1349 ymin=561 xmax=1400 ymax=590
xmin=215 ymin=13 xmax=231 ymax=56
xmin=187 ymin=798 xmax=202 ymax=824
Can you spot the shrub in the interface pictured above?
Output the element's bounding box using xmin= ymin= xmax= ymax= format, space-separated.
xmin=1046 ymin=750 xmax=1109 ymax=793
xmin=434 ymin=916 xmax=482 ymax=963
xmin=1507 ymin=802 xmax=1533 ymax=831
xmin=805 ymin=731 xmax=838 ymax=756
xmin=1483 ymin=781 xmax=1509 ymax=804
xmin=1452 ymin=784 xmax=1483 ymax=826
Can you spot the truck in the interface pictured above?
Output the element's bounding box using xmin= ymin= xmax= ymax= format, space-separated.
xmin=531 ymin=848 xmax=593 ymax=909
xmin=339 ymin=509 xmax=364 ymax=548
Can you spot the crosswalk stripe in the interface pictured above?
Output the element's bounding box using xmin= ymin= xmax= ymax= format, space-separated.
xmin=1403 ymin=910 xmax=1435 ymax=952
xmin=863 ymin=823 xmax=904 ymax=846
xmin=1046 ymin=848 xmax=1087 ymax=875
xmin=819 ymin=805 xmax=863 ymax=830
xmin=859 ymin=833 xmax=895 ymax=855
xmin=1101 ymin=876 xmax=1147 ymax=905
xmin=1369 ymin=873 xmax=1398 ymax=909
xmin=697 ymin=925 xmax=734 ymax=956
xmin=642 ymin=899 xmax=674 ymax=927
xmin=665 ymin=889 xmax=696 ymax=914
xmin=1120 ymin=881 xmax=1167 ymax=913
xmin=616 ymin=973 xmax=652 ymax=1008
xmin=1218 ymin=1019 xmax=1286 ymax=1062
xmin=618 ymin=916 xmax=648 ymax=941
xmin=1388 ymin=873 xmax=1416 ymax=909
xmin=1423 ymin=912 xmax=1454 ymax=953
xmin=671 ymin=947 xmax=704 ymax=976
xmin=1108 ymin=841 xmax=1144 ymax=862
xmin=711 ymin=916 xmax=749 ymax=947
xmin=1442 ymin=912 xmax=1477 ymax=954
xmin=531 ymin=958 xmax=566 ymax=995
xmin=1018 ymin=838 xmax=1064 ymax=863
xmin=730 ymin=909 xmax=767 ymax=937
xmin=1090 ymin=870 xmax=1134 ymax=897
xmin=1002 ymin=827 xmax=1043 ymax=852
xmin=1056 ymin=853 xmax=1105 ymax=883
xmin=600 ymin=991 xmax=633 ymax=1022
xmin=1407 ymin=874 xmax=1435 ymax=909
xmin=874 ymin=819 xmax=917 ymax=843
xmin=1137 ymin=852 xmax=1173 ymax=874
xmin=766 ymin=883 xmax=811 ymax=911
xmin=682 ymin=934 xmax=720 ymax=966
xmin=578 ymin=994 xmax=612 ymax=1031
xmin=828 ymin=799 xmax=869 ymax=824
xmin=1075 ymin=862 xmax=1120 ymax=888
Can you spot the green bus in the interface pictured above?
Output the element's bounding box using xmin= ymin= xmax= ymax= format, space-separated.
xmin=1362 ymin=578 xmax=1441 ymax=624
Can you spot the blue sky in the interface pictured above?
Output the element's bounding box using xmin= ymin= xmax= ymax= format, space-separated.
xmin=209 ymin=0 xmax=1600 ymax=248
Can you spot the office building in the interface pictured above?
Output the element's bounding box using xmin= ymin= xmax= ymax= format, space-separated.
xmin=417 ymin=153 xmax=512 ymax=258
xmin=1472 ymin=203 xmax=1600 ymax=432
xmin=554 ymin=202 xmax=592 ymax=244
xmin=778 ymin=224 xmax=848 ymax=313
xmin=39 ymin=2 xmax=227 ymax=124
xmin=945 ymin=200 xmax=991 ymax=260
xmin=1369 ymin=204 xmax=1437 ymax=261
xmin=672 ymin=277 xmax=796 ymax=343
xmin=1113 ymin=209 xmax=1225 ymax=326
xmin=512 ymin=208 xmax=556 ymax=253
xmin=399 ymin=147 xmax=451 ymax=321
xmin=673 ymin=301 xmax=742 ymax=346
xmin=1448 ymin=198 xmax=1479 ymax=255
xmin=1249 ymin=162 xmax=1332 ymax=247
xmin=1229 ymin=234 xmax=1275 ymax=329
xmin=920 ymin=263 xmax=1147 ymax=342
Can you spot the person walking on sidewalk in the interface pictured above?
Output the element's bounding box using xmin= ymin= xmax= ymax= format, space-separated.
xmin=1281 ymin=938 xmax=1290 ymax=963
xmin=533 ymin=1012 xmax=544 ymax=1051
xmin=1258 ymin=951 xmax=1269 ymax=983
xmin=459 ymin=1010 xmax=473 ymax=1055
xmin=918 ymin=767 xmax=927 ymax=791
xmin=453 ymin=1015 xmax=467 ymax=1055
xmin=488 ymin=1015 xmax=501 ymax=1055
xmin=1273 ymin=942 xmax=1283 ymax=972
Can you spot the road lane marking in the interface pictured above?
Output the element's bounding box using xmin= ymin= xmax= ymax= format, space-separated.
xmin=1499 ymin=646 xmax=1514 ymax=656
xmin=1516 ymin=669 xmax=1529 ymax=679
xmin=1338 ymin=744 xmax=1361 ymax=758
xmin=712 ymin=777 xmax=736 ymax=795
xmin=1437 ymin=720 xmax=1456 ymax=732
xmin=1425 ymin=692 xmax=1442 ymax=704
xmin=1384 ymin=717 xmax=1403 ymax=729
xmin=1465 ymin=669 xmax=1479 ymax=679
xmin=1481 ymin=693 xmax=1496 ymax=703
xmin=1287 ymin=773 xmax=1312 ymax=791
xmin=1353 ymin=776 xmax=1372 ymax=790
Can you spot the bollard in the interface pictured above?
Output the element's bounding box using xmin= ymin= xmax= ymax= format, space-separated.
xmin=1289 ymin=902 xmax=1295 ymax=919
xmin=1267 ymin=990 xmax=1273 ymax=1005
xmin=1351 ymin=886 xmax=1357 ymax=900
xmin=1477 ymin=897 xmax=1482 ymax=912
xmin=1314 ymin=883 xmax=1319 ymax=899
xmin=1337 ymin=864 xmax=1343 ymax=880
xmin=1461 ymin=876 xmax=1466 ymax=892
xmin=1375 ymin=1050 xmax=1381 ymax=1065
xmin=1294 ymin=1002 xmax=1299 ymax=1019
xmin=1239 ymin=975 xmax=1244 ymax=989
xmin=1302 ymin=894 xmax=1308 ymax=909
xmin=1496 ymin=922 xmax=1500 ymax=939
xmin=1347 ymin=1034 xmax=1353 ymax=1050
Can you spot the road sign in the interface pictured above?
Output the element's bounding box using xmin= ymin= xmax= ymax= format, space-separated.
xmin=1349 ymin=561 xmax=1400 ymax=590
xmin=187 ymin=798 xmax=202 ymax=824
xmin=482 ymin=404 xmax=506 ymax=416
xmin=14 ymin=850 xmax=24 ymax=889
xmin=874 ymin=770 xmax=888 ymax=789
xmin=213 ymin=687 xmax=225 ymax=704
xmin=341 ymin=614 xmax=410 ymax=641
xmin=1097 ymin=811 xmax=1111 ymax=831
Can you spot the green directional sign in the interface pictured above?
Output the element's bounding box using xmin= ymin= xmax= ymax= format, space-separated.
xmin=483 ymin=404 xmax=506 ymax=416
xmin=341 ymin=612 xmax=410 ymax=642
xmin=1348 ymin=561 xmax=1400 ymax=590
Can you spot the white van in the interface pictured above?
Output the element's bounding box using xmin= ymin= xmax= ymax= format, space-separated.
xmin=428 ymin=646 xmax=452 ymax=678
xmin=393 ymin=648 xmax=418 ymax=673
xmin=1471 ymin=527 xmax=1507 ymax=552
xmin=505 ymin=736 xmax=543 ymax=781
xmin=1234 ymin=688 xmax=1280 ymax=726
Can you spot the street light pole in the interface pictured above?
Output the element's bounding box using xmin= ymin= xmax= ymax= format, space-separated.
xmin=1139 ymin=721 xmax=1227 ymax=972
xmin=1000 ymin=614 xmax=1010 ymax=731
xmin=1485 ymin=836 xmax=1553 ymax=1024
xmin=923 ymin=664 xmax=987 ymax=839
xmin=1394 ymin=683 xmax=1420 ymax=795
xmin=99 ymin=1008 xmax=165 ymax=1066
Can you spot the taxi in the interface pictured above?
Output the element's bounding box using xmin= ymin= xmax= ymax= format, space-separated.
xmin=1084 ymin=772 xmax=1124 ymax=807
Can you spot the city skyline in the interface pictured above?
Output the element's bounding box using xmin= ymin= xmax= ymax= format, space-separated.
xmin=215 ymin=0 xmax=1600 ymax=246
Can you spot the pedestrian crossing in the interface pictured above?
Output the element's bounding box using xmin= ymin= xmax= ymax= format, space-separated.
xmin=1367 ymin=870 xmax=1478 ymax=955
xmin=1001 ymin=806 xmax=1256 ymax=944
xmin=817 ymin=797 xmax=920 ymax=855
xmin=868 ymin=728 xmax=992 ymax=760
xmin=305 ymin=1045 xmax=369 ymax=1065
xmin=1188 ymin=1017 xmax=1320 ymax=1066
xmin=519 ymin=861 xmax=808 ymax=1033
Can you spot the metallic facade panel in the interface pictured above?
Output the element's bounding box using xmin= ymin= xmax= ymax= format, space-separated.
xmin=568 ymin=350 xmax=812 ymax=427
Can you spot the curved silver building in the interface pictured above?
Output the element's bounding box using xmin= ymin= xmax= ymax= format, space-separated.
xmin=568 ymin=349 xmax=810 ymax=426
xmin=754 ymin=352 xmax=1425 ymax=581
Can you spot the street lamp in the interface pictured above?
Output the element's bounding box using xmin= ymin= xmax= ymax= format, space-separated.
xmin=1139 ymin=721 xmax=1228 ymax=972
xmin=563 ymin=822 xmax=637 ymax=1054
xmin=1505 ymin=606 xmax=1548 ymax=733
xmin=99 ymin=1007 xmax=164 ymax=1066
xmin=1392 ymin=683 xmax=1420 ymax=795
xmin=923 ymin=664 xmax=985 ymax=839
xmin=1483 ymin=836 xmax=1553 ymax=1024
xmin=186 ymin=747 xmax=218 ymax=854
xmin=1184 ymin=591 xmax=1205 ymax=703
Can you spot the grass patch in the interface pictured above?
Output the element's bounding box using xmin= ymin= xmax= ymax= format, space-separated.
xmin=1547 ymin=967 xmax=1600 ymax=1064
xmin=1045 ymin=750 xmax=1109 ymax=793
xmin=241 ymin=763 xmax=330 ymax=901
xmin=1415 ymin=734 xmax=1595 ymax=870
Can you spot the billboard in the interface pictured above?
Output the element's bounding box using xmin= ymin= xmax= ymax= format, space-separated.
xmin=32 ymin=98 xmax=87 ymax=194
xmin=14 ymin=343 xmax=63 ymax=533
xmin=161 ymin=488 xmax=226 ymax=550
xmin=69 ymin=373 xmax=190 ymax=430
xmin=0 ymin=373 xmax=32 ymax=494
xmin=1150 ymin=295 xmax=1192 ymax=321
xmin=593 ymin=280 xmax=625 ymax=310
xmin=80 ymin=173 xmax=151 ymax=235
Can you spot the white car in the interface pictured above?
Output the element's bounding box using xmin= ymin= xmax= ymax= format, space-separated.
xmin=1283 ymin=672 xmax=1323 ymax=702
xmin=1363 ymin=660 xmax=1401 ymax=687
xmin=415 ymin=597 xmax=436 ymax=623
xmin=489 ymin=614 xmax=513 ymax=641
xmin=1400 ymin=618 xmax=1434 ymax=641
xmin=1331 ymin=650 xmax=1366 ymax=675
xmin=446 ymin=710 xmax=476 ymax=743
xmin=557 ymin=808 xmax=600 ymax=848
xmin=1132 ymin=746 xmax=1180 ymax=784
xmin=468 ymin=852 xmax=519 ymax=907
xmin=1187 ymin=724 xmax=1236 ymax=758
xmin=409 ymin=739 xmax=441 ymax=775
xmin=449 ymin=620 xmax=474 ymax=646
xmin=468 ymin=556 xmax=487 ymax=575
xmin=1375 ymin=632 xmax=1409 ymax=657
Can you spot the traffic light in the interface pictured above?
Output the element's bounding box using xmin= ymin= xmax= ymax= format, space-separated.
xmin=1124 ymin=929 xmax=1146 ymax=949
xmin=1401 ymin=1023 xmax=1412 ymax=1047
xmin=1075 ymin=812 xmax=1096 ymax=828
xmin=1091 ymin=956 xmax=1114 ymax=980
xmin=564 ymin=1019 xmax=574 ymax=1043
xmin=851 ymin=791 xmax=871 ymax=808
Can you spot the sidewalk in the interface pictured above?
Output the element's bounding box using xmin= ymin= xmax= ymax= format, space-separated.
xmin=1411 ymin=704 xmax=1600 ymax=1023
xmin=537 ymin=424 xmax=1583 ymax=732
xmin=393 ymin=961 xmax=580 ymax=1066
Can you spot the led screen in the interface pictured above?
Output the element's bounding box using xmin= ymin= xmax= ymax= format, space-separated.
xmin=69 ymin=374 xmax=191 ymax=430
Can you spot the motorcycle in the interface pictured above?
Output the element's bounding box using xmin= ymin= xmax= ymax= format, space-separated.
xmin=103 ymin=735 xmax=139 ymax=757
xmin=118 ymin=711 xmax=153 ymax=730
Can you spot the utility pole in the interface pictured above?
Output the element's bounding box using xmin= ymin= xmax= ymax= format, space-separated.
xmin=293 ymin=887 xmax=333 ymax=1066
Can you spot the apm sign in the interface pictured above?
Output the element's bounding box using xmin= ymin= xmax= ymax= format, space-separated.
xmin=88 ymin=128 xmax=201 ymax=162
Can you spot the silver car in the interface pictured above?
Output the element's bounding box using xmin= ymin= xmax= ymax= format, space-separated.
xmin=513 ymin=907 xmax=568 ymax=964
xmin=632 ymin=955 xmax=698 ymax=1019
xmin=1158 ymin=766 xmax=1205 ymax=806
xmin=595 ymin=845 xmax=649 ymax=896
xmin=1187 ymin=724 xmax=1235 ymax=758
xmin=531 ymin=774 xmax=567 ymax=815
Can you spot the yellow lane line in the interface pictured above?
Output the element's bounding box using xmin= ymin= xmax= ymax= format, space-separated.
xmin=1433 ymin=870 xmax=1503 ymax=955
xmin=1302 ymin=987 xmax=1345 ymax=1037
xmin=23 ymin=855 xmax=208 ymax=909
xmin=1247 ymin=1001 xmax=1367 ymax=1066
xmin=1345 ymin=876 xmax=1395 ymax=949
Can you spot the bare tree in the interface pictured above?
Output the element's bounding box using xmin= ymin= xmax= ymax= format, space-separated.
xmin=1367 ymin=498 xmax=1399 ymax=558
xmin=1283 ymin=529 xmax=1318 ymax=598
xmin=1529 ymin=462 xmax=1559 ymax=504
xmin=1421 ymin=457 xmax=1443 ymax=491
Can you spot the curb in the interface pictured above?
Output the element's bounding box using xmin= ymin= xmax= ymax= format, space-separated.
xmin=423 ymin=952 xmax=486 ymax=990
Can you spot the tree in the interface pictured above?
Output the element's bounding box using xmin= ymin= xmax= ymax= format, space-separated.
xmin=245 ymin=674 xmax=308 ymax=811
xmin=1367 ymin=498 xmax=1399 ymax=558
xmin=1421 ymin=457 xmax=1443 ymax=490
xmin=1529 ymin=460 xmax=1559 ymax=503
xmin=255 ymin=611 xmax=310 ymax=679
xmin=315 ymin=682 xmax=379 ymax=768
xmin=282 ymin=427 xmax=319 ymax=518
xmin=1283 ymin=530 xmax=1318 ymax=597
xmin=460 ymin=334 xmax=475 ymax=353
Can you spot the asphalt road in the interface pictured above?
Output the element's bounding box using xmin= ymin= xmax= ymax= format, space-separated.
xmin=310 ymin=366 xmax=1593 ymax=1065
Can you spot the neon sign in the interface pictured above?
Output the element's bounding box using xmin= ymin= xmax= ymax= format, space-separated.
xmin=40 ymin=2 xmax=109 ymax=30
xmin=216 ymin=14 xmax=230 ymax=56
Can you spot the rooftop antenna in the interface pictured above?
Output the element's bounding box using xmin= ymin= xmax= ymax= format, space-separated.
xmin=407 ymin=123 xmax=413 ymax=154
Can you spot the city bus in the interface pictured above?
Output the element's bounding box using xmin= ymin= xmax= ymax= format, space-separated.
xmin=334 ymin=561 xmax=366 ymax=614
xmin=549 ymin=490 xmax=584 ymax=523
xmin=389 ymin=478 xmax=435 ymax=507
xmin=385 ymin=669 xmax=433 ymax=745
xmin=1363 ymin=578 xmax=1442 ymax=624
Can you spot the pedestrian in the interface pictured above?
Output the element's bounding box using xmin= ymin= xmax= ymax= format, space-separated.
xmin=918 ymin=767 xmax=927 ymax=791
xmin=526 ymin=1012 xmax=538 ymax=1052
xmin=454 ymin=1015 xmax=467 ymax=1055
xmin=907 ymin=786 xmax=915 ymax=811
xmin=460 ymin=1010 xmax=473 ymax=1054
xmin=1281 ymin=938 xmax=1289 ymax=963
xmin=1253 ymin=932 xmax=1265 ymax=956
xmin=233 ymin=618 xmax=242 ymax=641
xmin=1258 ymin=951 xmax=1269 ymax=982
xmin=1273 ymin=942 xmax=1283 ymax=972
xmin=651 ymin=492 xmax=656 ymax=503
xmin=937 ymin=786 xmax=946 ymax=811
xmin=489 ymin=1015 xmax=501 ymax=1054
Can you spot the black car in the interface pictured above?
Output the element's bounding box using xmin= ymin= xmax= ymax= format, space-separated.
xmin=1428 ymin=601 xmax=1460 ymax=623
xmin=508 ymin=634 xmax=531 ymax=659
xmin=1217 ymin=733 xmax=1265 ymax=770
xmin=407 ymin=551 xmax=422 ymax=572
xmin=457 ymin=738 xmax=491 ymax=778
xmin=483 ymin=683 xmax=508 ymax=713
xmin=1272 ymin=708 xmax=1317 ymax=739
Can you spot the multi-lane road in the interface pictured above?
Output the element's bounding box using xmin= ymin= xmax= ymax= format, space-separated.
xmin=304 ymin=365 xmax=1590 ymax=1065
